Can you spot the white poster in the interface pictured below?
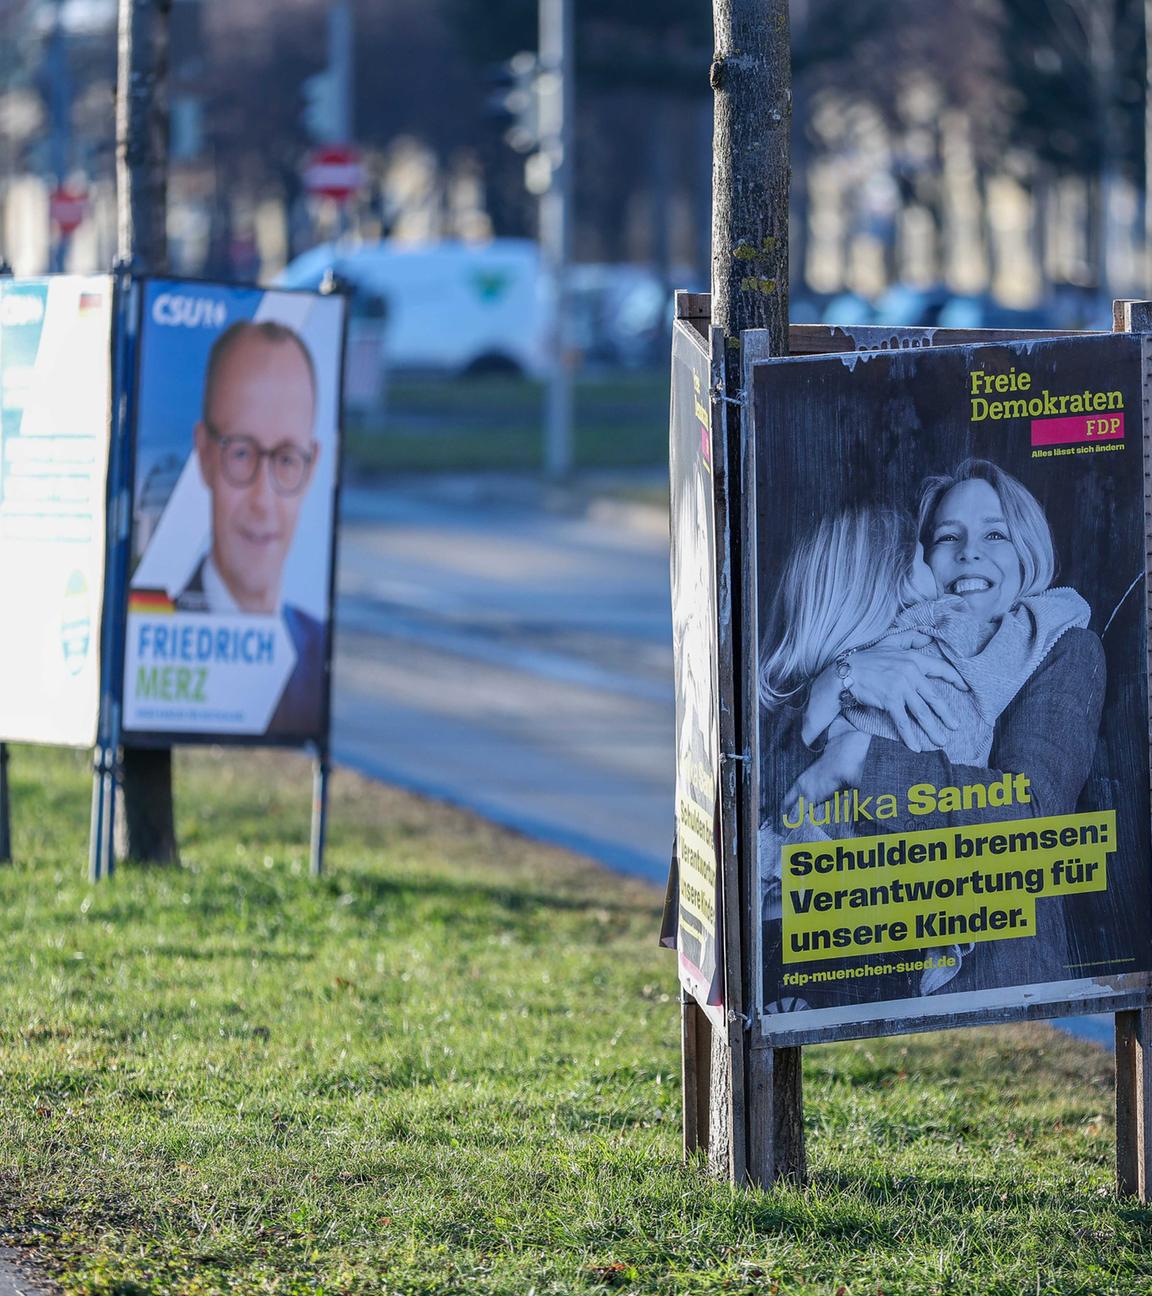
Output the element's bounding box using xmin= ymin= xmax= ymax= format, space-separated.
xmin=0 ymin=277 xmax=112 ymax=746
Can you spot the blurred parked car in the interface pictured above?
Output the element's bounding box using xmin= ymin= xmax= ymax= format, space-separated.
xmin=814 ymin=284 xmax=1087 ymax=333
xmin=276 ymin=239 xmax=550 ymax=380
xmin=567 ymin=264 xmax=673 ymax=369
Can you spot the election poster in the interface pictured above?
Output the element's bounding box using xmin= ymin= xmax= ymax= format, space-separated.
xmin=667 ymin=320 xmax=724 ymax=1020
xmin=122 ymin=279 xmax=345 ymax=743
xmin=753 ymin=334 xmax=1151 ymax=1038
xmin=0 ymin=276 xmax=113 ymax=746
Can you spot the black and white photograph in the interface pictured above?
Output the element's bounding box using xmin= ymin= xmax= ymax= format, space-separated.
xmin=753 ymin=335 xmax=1152 ymax=1033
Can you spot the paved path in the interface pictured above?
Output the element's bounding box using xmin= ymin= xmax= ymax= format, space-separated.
xmin=0 ymin=1249 xmax=50 ymax=1295
xmin=332 ymin=478 xmax=674 ymax=881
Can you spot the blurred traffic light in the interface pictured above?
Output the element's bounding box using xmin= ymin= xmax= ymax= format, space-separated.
xmin=485 ymin=52 xmax=539 ymax=154
xmin=301 ymin=70 xmax=340 ymax=143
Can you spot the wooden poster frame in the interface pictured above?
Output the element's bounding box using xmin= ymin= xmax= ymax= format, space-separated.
xmin=672 ymin=292 xmax=1152 ymax=1198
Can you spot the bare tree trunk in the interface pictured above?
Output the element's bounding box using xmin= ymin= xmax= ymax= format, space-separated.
xmin=789 ymin=0 xmax=810 ymax=296
xmin=1145 ymin=0 xmax=1152 ymax=293
xmin=709 ymin=0 xmax=804 ymax=1188
xmin=115 ymin=0 xmax=178 ymax=865
xmin=710 ymin=0 xmax=790 ymax=348
xmin=116 ymin=0 xmax=171 ymax=268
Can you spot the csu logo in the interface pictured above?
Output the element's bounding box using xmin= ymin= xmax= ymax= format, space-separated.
xmin=152 ymin=294 xmax=228 ymax=328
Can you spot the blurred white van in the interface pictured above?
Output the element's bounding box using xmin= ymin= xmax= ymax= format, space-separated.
xmin=275 ymin=239 xmax=549 ymax=380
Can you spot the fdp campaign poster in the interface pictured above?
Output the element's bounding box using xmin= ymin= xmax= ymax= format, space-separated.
xmin=122 ymin=280 xmax=345 ymax=742
xmin=668 ymin=321 xmax=724 ymax=1020
xmin=753 ymin=334 xmax=1151 ymax=1037
xmin=0 ymin=276 xmax=112 ymax=746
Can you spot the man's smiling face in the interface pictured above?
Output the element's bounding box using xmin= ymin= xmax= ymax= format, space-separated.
xmin=194 ymin=333 xmax=317 ymax=614
xmin=925 ymin=477 xmax=1023 ymax=622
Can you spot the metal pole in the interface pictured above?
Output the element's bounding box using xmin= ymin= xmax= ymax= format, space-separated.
xmin=310 ymin=754 xmax=330 ymax=878
xmin=88 ymin=747 xmax=106 ymax=882
xmin=328 ymin=1 xmax=353 ymax=144
xmin=47 ymin=0 xmax=74 ymax=272
xmin=89 ymin=744 xmax=118 ymax=882
xmin=0 ymin=262 xmax=9 ymax=863
xmin=328 ymin=1 xmax=354 ymax=245
xmin=91 ymin=265 xmax=135 ymax=882
xmin=538 ymin=0 xmax=573 ymax=480
xmin=0 ymin=742 xmax=10 ymax=865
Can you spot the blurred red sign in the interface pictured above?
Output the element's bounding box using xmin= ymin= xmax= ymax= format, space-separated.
xmin=50 ymin=185 xmax=88 ymax=235
xmin=302 ymin=146 xmax=363 ymax=203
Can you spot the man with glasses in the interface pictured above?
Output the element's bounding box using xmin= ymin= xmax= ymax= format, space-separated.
xmin=177 ymin=320 xmax=325 ymax=735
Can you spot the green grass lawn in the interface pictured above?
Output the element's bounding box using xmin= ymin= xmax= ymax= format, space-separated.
xmin=0 ymin=745 xmax=1149 ymax=1295
xmin=344 ymin=372 xmax=668 ymax=474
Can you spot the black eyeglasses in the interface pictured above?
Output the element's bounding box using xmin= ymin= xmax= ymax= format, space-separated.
xmin=205 ymin=423 xmax=315 ymax=496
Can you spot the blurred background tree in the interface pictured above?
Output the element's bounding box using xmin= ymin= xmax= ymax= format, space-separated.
xmin=0 ymin=0 xmax=1148 ymax=326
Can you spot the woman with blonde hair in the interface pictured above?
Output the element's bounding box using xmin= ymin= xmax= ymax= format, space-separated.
xmin=762 ymin=459 xmax=1104 ymax=999
xmin=761 ymin=461 xmax=1098 ymax=995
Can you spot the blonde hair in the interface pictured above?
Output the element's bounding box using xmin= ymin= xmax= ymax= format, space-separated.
xmin=917 ymin=458 xmax=1054 ymax=598
xmin=760 ymin=508 xmax=914 ymax=709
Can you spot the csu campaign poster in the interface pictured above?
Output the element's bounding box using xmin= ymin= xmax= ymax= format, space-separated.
xmin=668 ymin=321 xmax=724 ymax=1019
xmin=122 ymin=280 xmax=345 ymax=743
xmin=753 ymin=334 xmax=1151 ymax=1036
xmin=0 ymin=276 xmax=112 ymax=746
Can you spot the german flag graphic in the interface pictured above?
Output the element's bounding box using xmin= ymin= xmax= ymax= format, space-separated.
xmin=128 ymin=588 xmax=174 ymax=614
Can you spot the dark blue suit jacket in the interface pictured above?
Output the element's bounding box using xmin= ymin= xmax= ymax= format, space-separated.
xmin=174 ymin=558 xmax=328 ymax=739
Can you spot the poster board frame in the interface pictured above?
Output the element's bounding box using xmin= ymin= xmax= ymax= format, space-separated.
xmin=671 ymin=295 xmax=752 ymax=1172
xmin=669 ymin=302 xmax=1152 ymax=1195
xmin=742 ymin=325 xmax=1152 ymax=1050
xmin=0 ymin=274 xmax=118 ymax=750
xmin=668 ymin=312 xmax=728 ymax=1028
xmin=88 ymin=271 xmax=350 ymax=882
xmin=115 ymin=274 xmax=349 ymax=755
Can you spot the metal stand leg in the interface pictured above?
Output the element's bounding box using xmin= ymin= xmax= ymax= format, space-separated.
xmin=310 ymin=755 xmax=330 ymax=878
xmin=88 ymin=745 xmax=117 ymax=883
xmin=0 ymin=743 xmax=11 ymax=863
xmin=89 ymin=747 xmax=106 ymax=882
xmin=103 ymin=747 xmax=117 ymax=879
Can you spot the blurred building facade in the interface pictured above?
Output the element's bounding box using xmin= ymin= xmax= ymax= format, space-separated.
xmin=0 ymin=0 xmax=1147 ymax=321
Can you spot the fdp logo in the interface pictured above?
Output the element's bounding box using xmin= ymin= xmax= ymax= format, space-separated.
xmin=151 ymin=293 xmax=228 ymax=328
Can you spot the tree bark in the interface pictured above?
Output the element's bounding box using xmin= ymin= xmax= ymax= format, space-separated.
xmin=116 ymin=0 xmax=171 ymax=270
xmin=709 ymin=0 xmax=803 ymax=1187
xmin=115 ymin=0 xmax=178 ymax=865
xmin=1146 ymin=0 xmax=1152 ymax=294
xmin=710 ymin=0 xmax=790 ymax=354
